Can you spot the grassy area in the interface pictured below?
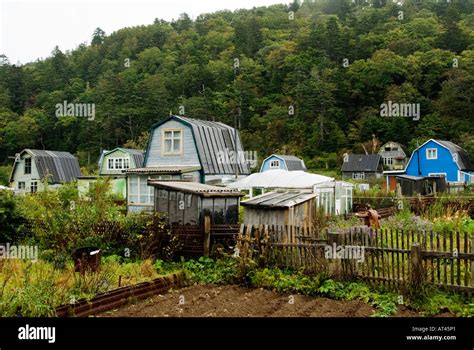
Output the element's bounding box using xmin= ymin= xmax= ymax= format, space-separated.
xmin=0 ymin=257 xmax=179 ymax=316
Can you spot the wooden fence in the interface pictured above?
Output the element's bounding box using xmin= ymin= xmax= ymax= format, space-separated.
xmin=237 ymin=224 xmax=474 ymax=293
xmin=170 ymin=218 xmax=239 ymax=257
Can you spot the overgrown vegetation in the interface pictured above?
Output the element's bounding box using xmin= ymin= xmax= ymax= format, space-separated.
xmin=0 ymin=258 xmax=176 ymax=316
xmin=1 ymin=179 xmax=179 ymax=264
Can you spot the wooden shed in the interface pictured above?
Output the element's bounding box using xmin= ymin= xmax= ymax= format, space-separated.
xmin=396 ymin=175 xmax=446 ymax=196
xmin=148 ymin=181 xmax=243 ymax=225
xmin=241 ymin=191 xmax=318 ymax=228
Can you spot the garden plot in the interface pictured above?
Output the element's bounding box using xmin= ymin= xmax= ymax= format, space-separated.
xmin=99 ymin=284 xmax=425 ymax=317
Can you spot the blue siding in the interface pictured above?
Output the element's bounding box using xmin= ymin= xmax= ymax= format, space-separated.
xmin=145 ymin=120 xmax=201 ymax=168
xmin=405 ymin=140 xmax=459 ymax=182
xmin=261 ymin=156 xmax=288 ymax=172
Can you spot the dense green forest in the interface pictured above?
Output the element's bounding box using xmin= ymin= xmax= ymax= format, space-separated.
xmin=0 ymin=0 xmax=473 ymax=172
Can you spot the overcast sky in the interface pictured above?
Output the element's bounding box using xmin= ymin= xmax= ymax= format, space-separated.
xmin=0 ymin=0 xmax=285 ymax=64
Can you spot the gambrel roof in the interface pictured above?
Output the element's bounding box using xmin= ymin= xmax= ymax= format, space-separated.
xmin=10 ymin=149 xmax=81 ymax=183
xmin=100 ymin=148 xmax=145 ymax=168
xmin=145 ymin=115 xmax=250 ymax=175
xmin=261 ymin=154 xmax=307 ymax=171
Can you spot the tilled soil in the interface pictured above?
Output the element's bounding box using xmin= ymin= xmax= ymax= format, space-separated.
xmin=99 ymin=284 xmax=424 ymax=317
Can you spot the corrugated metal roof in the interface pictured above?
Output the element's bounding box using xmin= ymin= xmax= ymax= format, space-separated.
xmin=436 ymin=140 xmax=474 ymax=171
xmin=147 ymin=181 xmax=243 ymax=197
xmin=241 ymin=191 xmax=317 ymax=209
xmin=341 ymin=154 xmax=382 ymax=172
xmin=121 ymin=148 xmax=145 ymax=168
xmin=11 ymin=149 xmax=81 ymax=183
xmin=146 ymin=116 xmax=250 ymax=176
xmin=101 ymin=148 xmax=145 ymax=168
xmin=272 ymin=155 xmax=307 ymax=171
xmin=125 ymin=166 xmax=201 ymax=174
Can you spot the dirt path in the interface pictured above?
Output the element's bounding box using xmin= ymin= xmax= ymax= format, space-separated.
xmin=98 ymin=284 xmax=422 ymax=317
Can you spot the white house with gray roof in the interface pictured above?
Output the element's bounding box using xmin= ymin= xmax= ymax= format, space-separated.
xmin=9 ymin=149 xmax=81 ymax=193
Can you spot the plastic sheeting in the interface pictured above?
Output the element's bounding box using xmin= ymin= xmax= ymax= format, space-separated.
xmin=226 ymin=169 xmax=334 ymax=189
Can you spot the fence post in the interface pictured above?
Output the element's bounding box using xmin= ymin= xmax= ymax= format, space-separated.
xmin=471 ymin=235 xmax=474 ymax=288
xmin=204 ymin=215 xmax=211 ymax=257
xmin=410 ymin=243 xmax=423 ymax=289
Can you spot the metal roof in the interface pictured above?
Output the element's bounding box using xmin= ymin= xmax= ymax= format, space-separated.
xmin=267 ymin=154 xmax=307 ymax=171
xmin=145 ymin=116 xmax=250 ymax=176
xmin=147 ymin=181 xmax=243 ymax=197
xmin=241 ymin=191 xmax=317 ymax=209
xmin=101 ymin=148 xmax=145 ymax=168
xmin=436 ymin=140 xmax=474 ymax=171
xmin=10 ymin=149 xmax=81 ymax=183
xmin=341 ymin=154 xmax=382 ymax=172
xmin=125 ymin=166 xmax=201 ymax=174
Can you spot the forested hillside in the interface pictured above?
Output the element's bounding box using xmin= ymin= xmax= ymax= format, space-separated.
xmin=0 ymin=0 xmax=473 ymax=171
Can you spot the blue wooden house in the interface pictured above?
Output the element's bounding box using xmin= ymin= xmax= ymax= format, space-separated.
xmin=260 ymin=154 xmax=307 ymax=172
xmin=126 ymin=115 xmax=250 ymax=212
xmin=404 ymin=139 xmax=474 ymax=184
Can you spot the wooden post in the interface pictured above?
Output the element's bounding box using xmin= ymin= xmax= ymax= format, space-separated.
xmin=471 ymin=235 xmax=474 ymax=288
xmin=204 ymin=215 xmax=211 ymax=257
xmin=410 ymin=243 xmax=423 ymax=289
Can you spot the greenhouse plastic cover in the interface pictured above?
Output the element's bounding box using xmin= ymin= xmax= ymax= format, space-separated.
xmin=226 ymin=169 xmax=334 ymax=189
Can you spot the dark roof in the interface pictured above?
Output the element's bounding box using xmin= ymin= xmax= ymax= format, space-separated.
xmin=241 ymin=191 xmax=317 ymax=209
xmin=145 ymin=116 xmax=250 ymax=176
xmin=10 ymin=149 xmax=81 ymax=183
xmin=147 ymin=181 xmax=243 ymax=197
xmin=272 ymin=155 xmax=307 ymax=171
xmin=436 ymin=140 xmax=474 ymax=171
xmin=341 ymin=154 xmax=382 ymax=172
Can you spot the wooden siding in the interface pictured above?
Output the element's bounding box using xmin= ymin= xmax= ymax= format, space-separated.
xmin=243 ymin=199 xmax=315 ymax=228
xmin=260 ymin=155 xmax=288 ymax=172
xmin=100 ymin=149 xmax=133 ymax=176
xmin=145 ymin=120 xmax=201 ymax=169
xmin=10 ymin=155 xmax=42 ymax=192
xmin=405 ymin=140 xmax=460 ymax=182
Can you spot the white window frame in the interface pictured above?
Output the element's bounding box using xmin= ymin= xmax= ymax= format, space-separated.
xmin=383 ymin=157 xmax=393 ymax=166
xmin=352 ymin=172 xmax=365 ymax=180
xmin=163 ymin=129 xmax=183 ymax=156
xmin=269 ymin=160 xmax=280 ymax=169
xmin=426 ymin=148 xmax=438 ymax=160
xmin=30 ymin=181 xmax=38 ymax=193
xmin=128 ymin=176 xmax=153 ymax=205
xmin=107 ymin=157 xmax=130 ymax=170
xmin=18 ymin=182 xmax=25 ymax=190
